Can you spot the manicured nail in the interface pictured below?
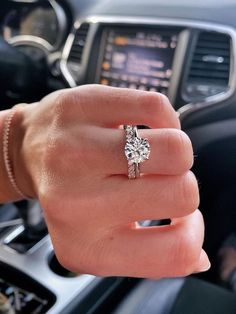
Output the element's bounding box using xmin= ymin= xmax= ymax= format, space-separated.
xmin=194 ymin=250 xmax=211 ymax=273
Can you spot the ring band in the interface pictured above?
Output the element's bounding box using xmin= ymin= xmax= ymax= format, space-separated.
xmin=124 ymin=125 xmax=151 ymax=179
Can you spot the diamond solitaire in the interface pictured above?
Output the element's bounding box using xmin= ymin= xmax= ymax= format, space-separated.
xmin=125 ymin=137 xmax=150 ymax=164
xmin=124 ymin=125 xmax=151 ymax=179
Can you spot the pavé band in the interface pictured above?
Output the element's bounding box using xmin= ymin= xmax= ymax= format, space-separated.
xmin=124 ymin=125 xmax=151 ymax=179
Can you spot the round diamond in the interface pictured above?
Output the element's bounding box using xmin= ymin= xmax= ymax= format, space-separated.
xmin=125 ymin=137 xmax=150 ymax=163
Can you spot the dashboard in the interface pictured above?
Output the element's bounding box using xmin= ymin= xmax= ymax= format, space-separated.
xmin=1 ymin=0 xmax=236 ymax=313
xmin=61 ymin=16 xmax=234 ymax=120
xmin=97 ymin=26 xmax=179 ymax=95
xmin=1 ymin=0 xmax=68 ymax=53
xmin=1 ymin=0 xmax=236 ymax=124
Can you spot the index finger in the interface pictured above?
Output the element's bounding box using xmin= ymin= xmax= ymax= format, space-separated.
xmin=64 ymin=85 xmax=181 ymax=129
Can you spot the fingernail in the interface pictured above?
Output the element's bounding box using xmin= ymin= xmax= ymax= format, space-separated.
xmin=194 ymin=250 xmax=211 ymax=273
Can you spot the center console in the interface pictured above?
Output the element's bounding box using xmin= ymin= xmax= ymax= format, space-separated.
xmin=0 ymin=201 xmax=139 ymax=314
xmin=0 ymin=202 xmax=97 ymax=314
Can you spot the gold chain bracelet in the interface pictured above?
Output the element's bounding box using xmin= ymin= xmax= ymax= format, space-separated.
xmin=3 ymin=106 xmax=28 ymax=199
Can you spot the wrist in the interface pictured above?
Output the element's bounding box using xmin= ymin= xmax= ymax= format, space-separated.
xmin=0 ymin=105 xmax=36 ymax=202
xmin=0 ymin=109 xmax=17 ymax=202
xmin=11 ymin=105 xmax=36 ymax=199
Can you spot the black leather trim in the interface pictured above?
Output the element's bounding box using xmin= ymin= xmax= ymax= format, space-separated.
xmin=113 ymin=278 xmax=185 ymax=314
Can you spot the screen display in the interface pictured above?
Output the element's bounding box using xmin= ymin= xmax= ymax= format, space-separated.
xmin=98 ymin=28 xmax=179 ymax=95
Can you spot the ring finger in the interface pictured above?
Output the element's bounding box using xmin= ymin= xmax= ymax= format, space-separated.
xmin=82 ymin=127 xmax=194 ymax=176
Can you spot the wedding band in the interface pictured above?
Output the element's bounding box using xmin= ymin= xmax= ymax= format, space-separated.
xmin=124 ymin=125 xmax=151 ymax=179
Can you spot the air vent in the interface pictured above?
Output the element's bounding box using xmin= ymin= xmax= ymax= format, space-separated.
xmin=189 ymin=31 xmax=230 ymax=85
xmin=184 ymin=31 xmax=231 ymax=101
xmin=68 ymin=23 xmax=90 ymax=64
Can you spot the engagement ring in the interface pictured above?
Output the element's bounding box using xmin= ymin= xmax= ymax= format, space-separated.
xmin=124 ymin=125 xmax=151 ymax=179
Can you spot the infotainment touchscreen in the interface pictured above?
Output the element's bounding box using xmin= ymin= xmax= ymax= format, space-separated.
xmin=97 ymin=27 xmax=180 ymax=95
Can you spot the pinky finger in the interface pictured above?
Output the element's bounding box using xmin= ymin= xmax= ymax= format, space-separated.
xmin=89 ymin=210 xmax=210 ymax=278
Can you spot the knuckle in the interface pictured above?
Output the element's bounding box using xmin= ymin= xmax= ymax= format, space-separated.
xmin=172 ymin=231 xmax=200 ymax=276
xmin=138 ymin=92 xmax=169 ymax=123
xmin=55 ymin=90 xmax=72 ymax=113
xmin=166 ymin=130 xmax=183 ymax=154
xmin=176 ymin=172 xmax=200 ymax=215
xmin=57 ymin=90 xmax=71 ymax=103
xmin=53 ymin=89 xmax=84 ymax=123
xmin=43 ymin=134 xmax=67 ymax=168
xmin=178 ymin=131 xmax=194 ymax=170
xmin=47 ymin=91 xmax=71 ymax=126
xmin=166 ymin=130 xmax=193 ymax=173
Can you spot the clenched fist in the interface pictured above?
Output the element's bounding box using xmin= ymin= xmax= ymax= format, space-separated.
xmin=0 ymin=85 xmax=210 ymax=277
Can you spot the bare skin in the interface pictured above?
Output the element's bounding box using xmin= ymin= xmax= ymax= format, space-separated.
xmin=0 ymin=85 xmax=210 ymax=277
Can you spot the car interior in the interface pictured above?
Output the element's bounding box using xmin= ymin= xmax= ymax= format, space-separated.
xmin=1 ymin=0 xmax=236 ymax=313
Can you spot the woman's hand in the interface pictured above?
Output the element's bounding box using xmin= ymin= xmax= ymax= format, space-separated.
xmin=9 ymin=85 xmax=210 ymax=277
